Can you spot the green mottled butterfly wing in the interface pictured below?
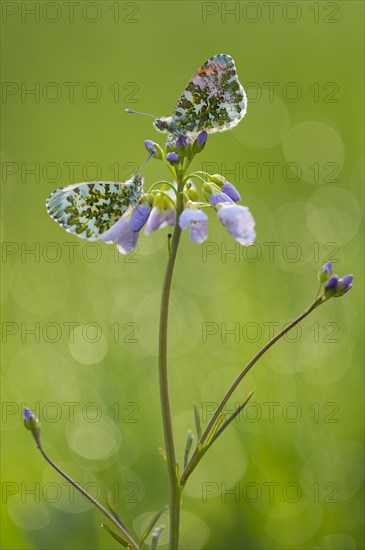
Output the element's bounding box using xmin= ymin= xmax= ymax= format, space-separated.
xmin=46 ymin=174 xmax=143 ymax=240
xmin=154 ymin=54 xmax=246 ymax=136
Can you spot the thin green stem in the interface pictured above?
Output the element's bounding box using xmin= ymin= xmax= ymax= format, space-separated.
xmin=181 ymin=296 xmax=324 ymax=485
xmin=158 ymin=175 xmax=184 ymax=550
xmin=36 ymin=442 xmax=139 ymax=549
xmin=148 ymin=180 xmax=178 ymax=194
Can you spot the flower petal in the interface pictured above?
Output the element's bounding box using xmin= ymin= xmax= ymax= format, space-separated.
xmin=101 ymin=209 xmax=139 ymax=254
xmin=179 ymin=208 xmax=208 ymax=243
xmin=217 ymin=204 xmax=256 ymax=245
xmin=179 ymin=208 xmax=207 ymax=229
xmin=145 ymin=207 xmax=175 ymax=234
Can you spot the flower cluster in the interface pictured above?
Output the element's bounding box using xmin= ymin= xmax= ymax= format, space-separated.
xmin=102 ymin=132 xmax=256 ymax=254
xmin=318 ymin=262 xmax=353 ymax=299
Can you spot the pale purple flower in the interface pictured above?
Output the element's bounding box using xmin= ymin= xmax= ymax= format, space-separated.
xmin=217 ymin=204 xmax=256 ymax=245
xmin=145 ymin=205 xmax=175 ymax=234
xmin=179 ymin=208 xmax=208 ymax=243
xmin=222 ymin=181 xmax=240 ymax=202
xmin=101 ymin=209 xmax=139 ymax=254
xmin=130 ymin=204 xmax=151 ymax=232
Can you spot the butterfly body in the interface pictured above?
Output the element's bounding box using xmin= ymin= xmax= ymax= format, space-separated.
xmin=154 ymin=54 xmax=247 ymax=137
xmin=46 ymin=174 xmax=143 ymax=240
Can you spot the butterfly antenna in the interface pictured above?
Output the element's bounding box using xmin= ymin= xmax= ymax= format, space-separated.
xmin=125 ymin=108 xmax=157 ymax=119
xmin=137 ymin=151 xmax=155 ymax=173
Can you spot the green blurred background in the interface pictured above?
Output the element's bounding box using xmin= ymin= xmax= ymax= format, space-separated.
xmin=1 ymin=1 xmax=364 ymax=548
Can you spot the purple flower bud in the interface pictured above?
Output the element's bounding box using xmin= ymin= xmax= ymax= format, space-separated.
xmin=23 ymin=407 xmax=41 ymax=443
xmin=192 ymin=131 xmax=208 ymax=154
xmin=130 ymin=204 xmax=151 ymax=232
xmin=341 ymin=283 xmax=353 ymax=295
xmin=222 ymin=181 xmax=241 ymax=202
xmin=324 ymin=275 xmax=339 ymax=297
xmin=144 ymin=140 xmax=163 ymax=159
xmin=166 ymin=152 xmax=179 ymax=165
xmin=209 ymin=192 xmax=234 ymax=207
xmin=339 ymin=274 xmax=353 ymax=288
xmin=334 ymin=274 xmax=354 ymax=297
xmin=24 ymin=407 xmax=33 ymax=422
xmin=319 ymin=262 xmax=333 ymax=282
xmin=197 ymin=131 xmax=208 ymax=145
xmin=176 ymin=135 xmax=188 ymax=151
xmin=144 ymin=140 xmax=155 ymax=153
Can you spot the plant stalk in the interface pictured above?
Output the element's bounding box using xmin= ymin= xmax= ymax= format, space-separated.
xmin=181 ymin=297 xmax=323 ymax=484
xmin=158 ymin=178 xmax=184 ymax=549
xmin=36 ymin=443 xmax=139 ymax=549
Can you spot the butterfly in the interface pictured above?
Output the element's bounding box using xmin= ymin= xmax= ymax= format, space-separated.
xmin=46 ymin=174 xmax=143 ymax=240
xmin=127 ymin=54 xmax=247 ymax=137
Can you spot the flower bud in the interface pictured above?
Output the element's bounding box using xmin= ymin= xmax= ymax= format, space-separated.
xmin=209 ymin=174 xmax=226 ymax=185
xmin=202 ymin=181 xmax=220 ymax=201
xmin=176 ymin=135 xmax=189 ymax=156
xmin=334 ymin=274 xmax=354 ymax=297
xmin=24 ymin=407 xmax=41 ymax=443
xmin=186 ymin=186 xmax=199 ymax=201
xmin=131 ymin=203 xmax=151 ymax=232
xmin=222 ymin=181 xmax=240 ymax=202
xmin=192 ymin=131 xmax=208 ymax=154
xmin=166 ymin=152 xmax=179 ymax=165
xmin=144 ymin=140 xmax=164 ymax=160
xmin=324 ymin=275 xmax=339 ymax=297
xmin=319 ymin=262 xmax=332 ymax=282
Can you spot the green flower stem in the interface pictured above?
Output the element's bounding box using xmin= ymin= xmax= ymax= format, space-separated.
xmin=36 ymin=441 xmax=139 ymax=549
xmin=158 ymin=174 xmax=185 ymax=550
xmin=181 ymin=296 xmax=324 ymax=485
xmin=148 ymin=181 xmax=178 ymax=194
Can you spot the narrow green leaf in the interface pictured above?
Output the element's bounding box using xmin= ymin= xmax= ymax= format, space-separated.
xmin=106 ymin=488 xmax=126 ymax=529
xmin=184 ymin=430 xmax=194 ymax=468
xmin=193 ymin=402 xmax=202 ymax=439
xmin=151 ymin=524 xmax=165 ymax=550
xmin=205 ymin=413 xmax=225 ymax=449
xmin=139 ymin=506 xmax=168 ymax=545
xmin=101 ymin=523 xmax=128 ymax=547
xmin=212 ymin=390 xmax=255 ymax=443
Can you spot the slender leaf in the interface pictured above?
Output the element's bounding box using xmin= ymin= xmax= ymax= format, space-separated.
xmin=151 ymin=524 xmax=165 ymax=550
xmin=193 ymin=402 xmax=202 ymax=439
xmin=139 ymin=506 xmax=168 ymax=545
xmin=106 ymin=488 xmax=126 ymax=529
xmin=205 ymin=413 xmax=225 ymax=449
xmin=184 ymin=430 xmax=194 ymax=468
xmin=101 ymin=523 xmax=128 ymax=547
xmin=212 ymin=390 xmax=255 ymax=444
